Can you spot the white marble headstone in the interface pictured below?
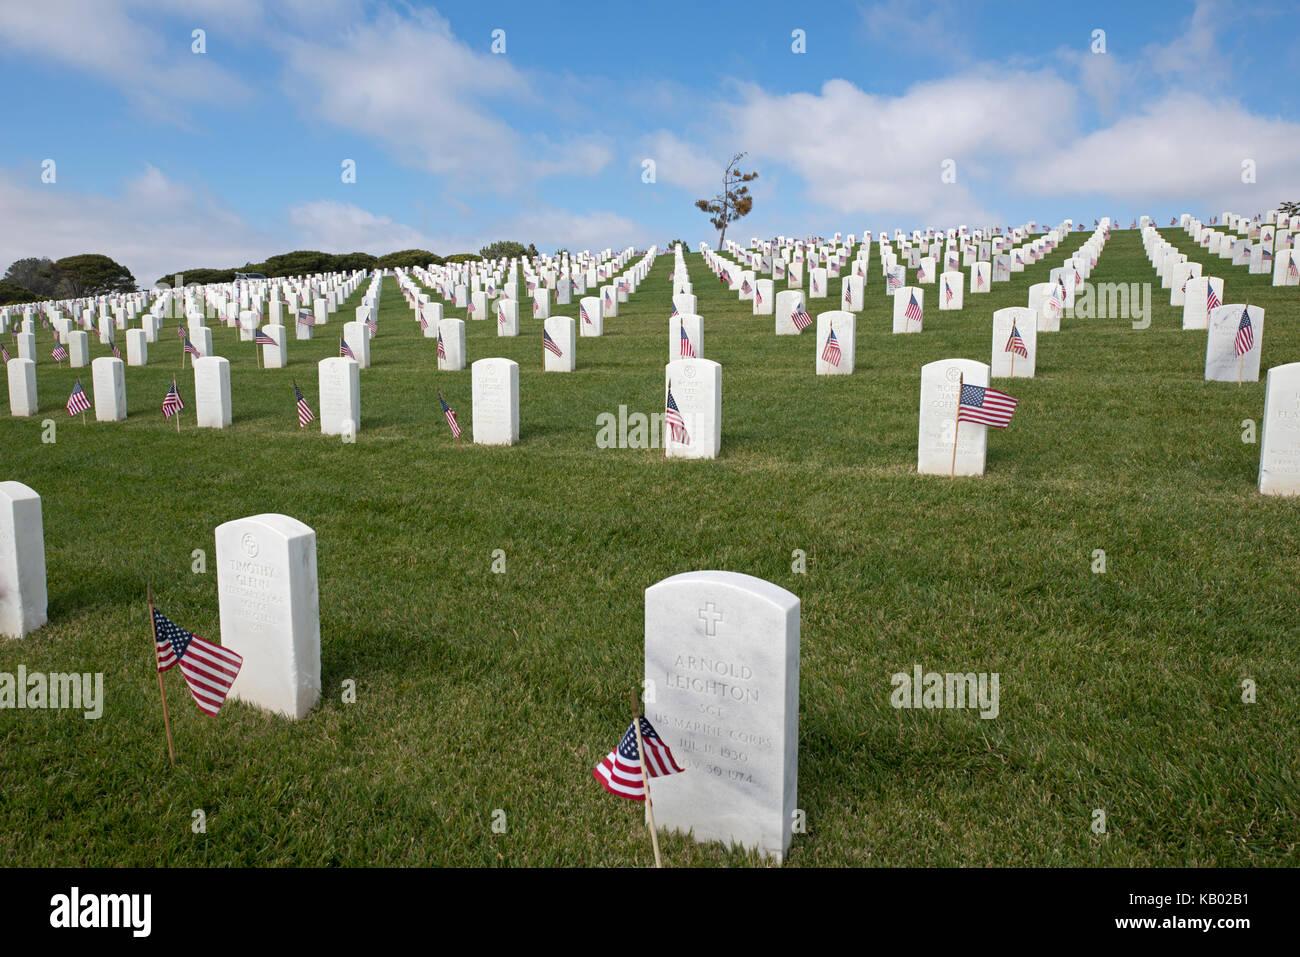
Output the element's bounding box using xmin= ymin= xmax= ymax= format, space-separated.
xmin=644 ymin=570 xmax=800 ymax=863
xmin=216 ymin=513 xmax=321 ymax=720
xmin=664 ymin=358 xmax=721 ymax=459
xmin=91 ymin=357 xmax=126 ymax=422
xmin=543 ymin=316 xmax=575 ymax=373
xmin=194 ymin=356 xmax=232 ymax=429
xmin=471 ymin=358 xmax=520 ymax=446
xmin=991 ymin=307 xmax=1037 ymax=378
xmin=918 ymin=358 xmax=989 ymax=476
xmin=317 ymin=357 xmax=360 ymax=436
xmin=0 ymin=481 xmax=47 ymax=639
xmin=1206 ymin=304 xmax=1263 ymax=383
xmin=815 ymin=311 xmax=854 ymax=375
xmin=1259 ymin=362 xmax=1300 ymax=496
xmin=7 ymin=359 xmax=37 ymax=416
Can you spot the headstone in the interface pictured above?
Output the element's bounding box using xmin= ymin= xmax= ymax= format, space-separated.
xmin=673 ymin=293 xmax=698 ymax=317
xmin=671 ymin=314 xmax=703 ymax=361
xmin=938 ymin=272 xmax=964 ymax=310
xmin=1206 ymin=304 xmax=1263 ymax=383
xmin=437 ymin=318 xmax=466 ymax=370
xmin=126 ymin=328 xmax=148 ymax=366
xmin=664 ymin=358 xmax=721 ymax=459
xmin=752 ymin=280 xmax=774 ymax=316
xmin=643 ymin=570 xmax=800 ymax=863
xmin=971 ymin=261 xmax=992 ymax=293
xmin=16 ymin=332 xmax=34 ymax=361
xmin=194 ymin=356 xmax=232 ymax=429
xmin=261 ymin=325 xmax=287 ymax=368
xmin=342 ymin=321 xmax=370 ymax=369
xmin=808 ymin=267 xmax=828 ymax=299
xmin=317 ymin=357 xmax=360 ymax=436
xmin=892 ymin=288 xmax=924 ymax=333
xmin=815 ymin=311 xmax=855 ymax=375
xmin=0 ymin=481 xmax=47 ymax=639
xmin=1258 ymin=362 xmax=1300 ymax=496
xmin=991 ymin=307 xmax=1037 ymax=378
xmin=421 ymin=302 xmax=443 ymax=338
xmin=6 ymin=358 xmax=36 ymax=416
xmin=543 ymin=316 xmax=575 ymax=372
xmin=917 ymin=358 xmax=989 ymax=476
xmin=774 ymin=291 xmax=806 ymax=336
xmin=1181 ymin=276 xmax=1224 ymax=330
xmin=840 ymin=275 xmax=863 ymax=311
xmin=68 ymin=330 xmax=90 ymax=367
xmin=579 ymin=297 xmax=603 ymax=337
xmin=91 ymin=357 xmax=126 ymax=422
xmin=471 ymin=358 xmax=519 ymax=446
xmin=495 ymin=299 xmax=519 ymax=337
xmin=195 ymin=326 xmax=214 ymax=358
xmin=216 ymin=513 xmax=321 ymax=720
xmin=1028 ymin=283 xmax=1061 ymax=333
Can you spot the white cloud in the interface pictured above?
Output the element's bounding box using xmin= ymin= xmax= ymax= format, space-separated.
xmin=0 ymin=165 xmax=280 ymax=286
xmin=279 ymin=7 xmax=610 ymax=192
xmin=1015 ymin=92 xmax=1300 ymax=207
xmin=722 ymin=72 xmax=1075 ymax=223
xmin=640 ymin=132 xmax=723 ymax=196
xmin=0 ymin=0 xmax=253 ymax=118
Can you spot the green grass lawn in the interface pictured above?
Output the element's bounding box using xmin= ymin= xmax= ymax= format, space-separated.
xmin=1 ymin=228 xmax=1296 ymax=867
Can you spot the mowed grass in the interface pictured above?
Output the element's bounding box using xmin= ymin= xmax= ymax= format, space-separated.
xmin=1 ymin=228 xmax=1297 ymax=868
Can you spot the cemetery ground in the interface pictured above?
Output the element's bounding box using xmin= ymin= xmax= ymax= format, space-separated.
xmin=1 ymin=229 xmax=1296 ymax=867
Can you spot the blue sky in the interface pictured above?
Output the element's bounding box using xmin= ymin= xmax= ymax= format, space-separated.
xmin=1 ymin=0 xmax=1297 ymax=285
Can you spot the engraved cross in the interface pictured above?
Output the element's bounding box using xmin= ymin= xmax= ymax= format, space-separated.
xmin=699 ymin=602 xmax=723 ymax=636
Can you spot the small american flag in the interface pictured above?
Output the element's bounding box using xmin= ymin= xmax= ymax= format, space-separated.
xmin=1 ymin=344 xmax=9 ymax=363
xmin=436 ymin=330 xmax=446 ymax=361
xmin=297 ymin=309 xmax=315 ymax=327
xmin=944 ymin=282 xmax=953 ymax=305
xmin=1234 ymin=306 xmax=1254 ymax=356
xmin=679 ymin=324 xmax=695 ymax=358
xmin=843 ymin=283 xmax=852 ymax=304
xmin=1006 ymin=322 xmax=1028 ymax=358
xmin=543 ymin=328 xmax=563 ymax=358
xmin=957 ymin=383 xmax=1017 ymax=428
xmin=592 ymin=716 xmax=684 ymax=801
xmin=821 ymin=326 xmax=841 ymax=366
xmin=741 ymin=279 xmax=752 ymax=295
xmin=161 ymin=380 xmax=184 ymax=418
xmin=670 ymin=302 xmax=678 ymax=316
xmin=1289 ymin=258 xmax=1299 ymax=280
xmin=66 ymin=379 xmax=91 ymax=416
xmin=153 ymin=607 xmax=243 ymax=717
xmin=111 ymin=340 xmax=121 ymax=360
xmin=977 ymin=270 xmax=986 ymax=289
xmin=1207 ymin=284 xmax=1221 ymax=311
xmin=183 ymin=337 xmax=201 ymax=358
xmin=177 ymin=324 xmax=186 ymax=341
xmin=366 ymin=314 xmax=377 ymax=336
xmin=254 ymin=329 xmax=276 ymax=346
xmin=888 ymin=272 xmax=902 ymax=291
xmin=532 ymin=298 xmax=539 ymax=316
xmin=581 ymin=305 xmax=592 ymax=325
xmin=52 ymin=343 xmax=68 ymax=362
xmin=755 ymin=287 xmax=763 ymax=305
xmin=792 ymin=304 xmax=812 ymax=331
xmin=665 ymin=382 xmax=689 ymax=445
xmin=438 ymin=390 xmax=461 ymax=438
xmin=904 ymin=292 xmax=923 ymax=324
xmin=340 ymin=338 xmax=356 ymax=360
xmin=417 ymin=310 xmax=428 ymax=331
xmin=294 ymin=380 xmax=314 ymax=428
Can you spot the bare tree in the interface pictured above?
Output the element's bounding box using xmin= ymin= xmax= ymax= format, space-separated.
xmin=1279 ymin=200 xmax=1299 ymax=218
xmin=695 ymin=152 xmax=758 ymax=248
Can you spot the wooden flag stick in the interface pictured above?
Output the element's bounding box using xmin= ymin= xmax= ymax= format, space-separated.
xmin=661 ymin=379 xmax=669 ymax=462
xmin=630 ymin=689 xmax=663 ymax=869
xmin=951 ymin=372 xmax=963 ymax=479
xmin=1238 ymin=300 xmax=1250 ymax=387
xmin=146 ymin=584 xmax=176 ymax=766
